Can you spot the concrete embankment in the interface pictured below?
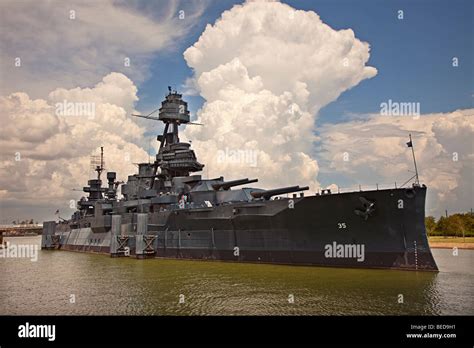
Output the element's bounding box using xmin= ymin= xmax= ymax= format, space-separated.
xmin=428 ymin=237 xmax=474 ymax=250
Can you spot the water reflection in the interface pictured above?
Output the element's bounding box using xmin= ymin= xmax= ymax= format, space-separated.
xmin=0 ymin=237 xmax=472 ymax=315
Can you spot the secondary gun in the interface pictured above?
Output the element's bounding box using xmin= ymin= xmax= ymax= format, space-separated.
xmin=212 ymin=178 xmax=258 ymax=191
xmin=250 ymin=185 xmax=309 ymax=200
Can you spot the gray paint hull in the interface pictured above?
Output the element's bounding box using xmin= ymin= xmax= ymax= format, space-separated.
xmin=43 ymin=186 xmax=438 ymax=271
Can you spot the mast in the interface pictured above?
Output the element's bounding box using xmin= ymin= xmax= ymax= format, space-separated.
xmin=96 ymin=146 xmax=104 ymax=180
xmin=83 ymin=146 xmax=106 ymax=201
xmin=408 ymin=134 xmax=419 ymax=185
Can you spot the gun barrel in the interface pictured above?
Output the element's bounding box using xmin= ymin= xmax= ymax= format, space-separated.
xmin=250 ymin=185 xmax=309 ymax=200
xmin=212 ymin=178 xmax=258 ymax=190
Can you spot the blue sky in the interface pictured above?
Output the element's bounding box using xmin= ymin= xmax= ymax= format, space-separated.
xmin=2 ymin=0 xmax=471 ymax=221
xmin=131 ymin=0 xmax=473 ymax=212
xmin=136 ymin=0 xmax=473 ymax=125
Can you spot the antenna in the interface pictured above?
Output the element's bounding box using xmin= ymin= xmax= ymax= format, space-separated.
xmin=90 ymin=147 xmax=105 ymax=180
xmin=408 ymin=134 xmax=420 ymax=185
xmin=90 ymin=155 xmax=100 ymax=172
xmin=100 ymin=146 xmax=104 ymax=169
xmin=131 ymin=113 xmax=203 ymax=126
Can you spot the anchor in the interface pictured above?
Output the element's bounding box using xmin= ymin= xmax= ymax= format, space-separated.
xmin=354 ymin=197 xmax=375 ymax=221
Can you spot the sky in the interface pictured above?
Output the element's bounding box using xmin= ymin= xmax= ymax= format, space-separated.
xmin=138 ymin=0 xmax=473 ymax=118
xmin=0 ymin=0 xmax=472 ymax=222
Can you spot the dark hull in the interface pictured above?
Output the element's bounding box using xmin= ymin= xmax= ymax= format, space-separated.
xmin=42 ymin=186 xmax=438 ymax=271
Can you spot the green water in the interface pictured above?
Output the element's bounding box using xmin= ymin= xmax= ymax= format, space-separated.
xmin=0 ymin=236 xmax=472 ymax=315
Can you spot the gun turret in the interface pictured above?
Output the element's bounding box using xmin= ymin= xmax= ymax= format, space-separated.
xmin=250 ymin=185 xmax=309 ymax=200
xmin=212 ymin=178 xmax=258 ymax=191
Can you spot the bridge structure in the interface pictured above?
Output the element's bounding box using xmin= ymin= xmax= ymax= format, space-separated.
xmin=0 ymin=224 xmax=43 ymax=237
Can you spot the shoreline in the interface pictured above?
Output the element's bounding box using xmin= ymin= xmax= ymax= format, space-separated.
xmin=428 ymin=237 xmax=474 ymax=250
xmin=4 ymin=235 xmax=474 ymax=250
xmin=429 ymin=242 xmax=474 ymax=250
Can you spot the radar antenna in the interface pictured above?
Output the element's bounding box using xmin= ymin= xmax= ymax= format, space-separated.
xmin=85 ymin=147 xmax=107 ymax=201
xmin=90 ymin=146 xmax=105 ymax=180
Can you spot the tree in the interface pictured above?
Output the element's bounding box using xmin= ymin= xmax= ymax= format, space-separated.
xmin=425 ymin=216 xmax=436 ymax=235
xmin=435 ymin=216 xmax=449 ymax=237
xmin=462 ymin=213 xmax=474 ymax=236
xmin=448 ymin=215 xmax=465 ymax=237
xmin=434 ymin=213 xmax=471 ymax=237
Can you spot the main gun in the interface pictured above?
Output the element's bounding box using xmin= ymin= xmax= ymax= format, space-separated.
xmin=212 ymin=178 xmax=258 ymax=191
xmin=250 ymin=185 xmax=309 ymax=200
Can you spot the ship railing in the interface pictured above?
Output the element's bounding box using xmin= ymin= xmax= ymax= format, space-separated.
xmin=315 ymin=182 xmax=418 ymax=195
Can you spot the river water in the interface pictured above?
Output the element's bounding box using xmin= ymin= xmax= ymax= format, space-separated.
xmin=0 ymin=236 xmax=472 ymax=315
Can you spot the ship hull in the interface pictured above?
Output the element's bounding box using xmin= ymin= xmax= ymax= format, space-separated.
xmin=42 ymin=186 xmax=438 ymax=271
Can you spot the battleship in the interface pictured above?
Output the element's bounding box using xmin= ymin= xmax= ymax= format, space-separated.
xmin=42 ymin=89 xmax=438 ymax=271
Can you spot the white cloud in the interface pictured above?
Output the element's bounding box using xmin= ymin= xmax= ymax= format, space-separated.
xmin=0 ymin=73 xmax=148 ymax=222
xmin=4 ymin=0 xmax=469 ymax=224
xmin=318 ymin=109 xmax=474 ymax=216
xmin=0 ymin=0 xmax=206 ymax=98
xmin=182 ymin=0 xmax=376 ymax=190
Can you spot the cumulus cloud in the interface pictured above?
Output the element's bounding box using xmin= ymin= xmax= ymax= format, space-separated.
xmin=182 ymin=0 xmax=377 ymax=190
xmin=0 ymin=73 xmax=148 ymax=222
xmin=0 ymin=0 xmax=206 ymax=98
xmin=318 ymin=109 xmax=474 ymax=216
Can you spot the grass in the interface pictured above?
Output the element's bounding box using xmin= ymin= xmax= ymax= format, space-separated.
xmin=428 ymin=236 xmax=474 ymax=243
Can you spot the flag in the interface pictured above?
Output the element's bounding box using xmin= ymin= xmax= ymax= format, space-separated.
xmin=406 ymin=140 xmax=412 ymax=148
